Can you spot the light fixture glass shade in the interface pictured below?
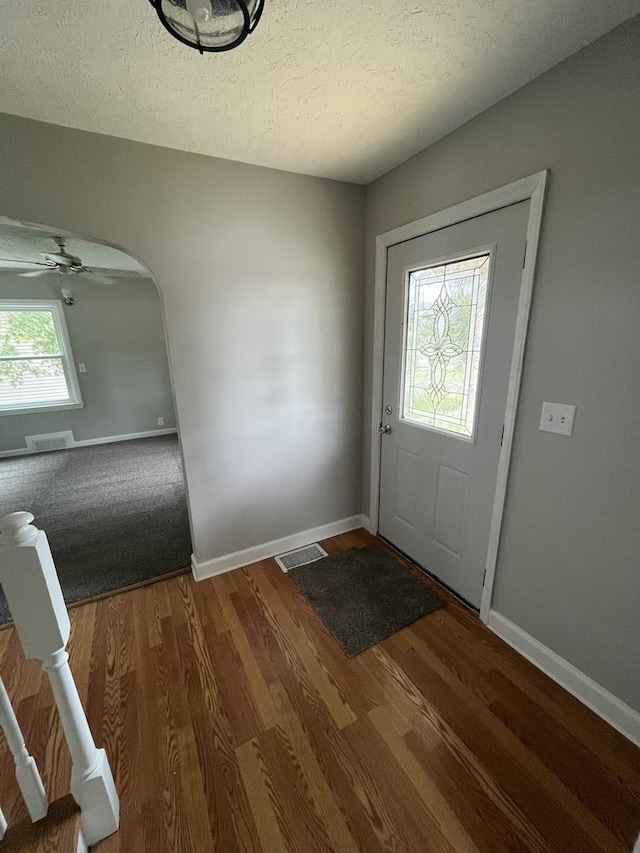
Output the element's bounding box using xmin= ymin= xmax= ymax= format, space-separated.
xmin=152 ymin=0 xmax=264 ymax=52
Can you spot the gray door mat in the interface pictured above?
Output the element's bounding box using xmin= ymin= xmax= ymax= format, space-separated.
xmin=288 ymin=544 xmax=444 ymax=657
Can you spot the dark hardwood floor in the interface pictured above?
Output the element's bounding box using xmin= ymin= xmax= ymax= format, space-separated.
xmin=1 ymin=529 xmax=638 ymax=851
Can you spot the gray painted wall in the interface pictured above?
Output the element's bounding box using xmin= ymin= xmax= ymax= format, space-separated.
xmin=0 ymin=273 xmax=175 ymax=451
xmin=1 ymin=15 xmax=634 ymax=718
xmin=0 ymin=117 xmax=365 ymax=563
xmin=364 ymin=18 xmax=640 ymax=711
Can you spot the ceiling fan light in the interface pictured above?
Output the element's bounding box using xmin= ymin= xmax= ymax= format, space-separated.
xmin=151 ymin=0 xmax=264 ymax=53
xmin=61 ymin=287 xmax=75 ymax=306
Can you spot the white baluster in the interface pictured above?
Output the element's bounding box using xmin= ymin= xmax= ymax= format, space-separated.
xmin=0 ymin=804 xmax=7 ymax=839
xmin=0 ymin=676 xmax=47 ymax=821
xmin=0 ymin=512 xmax=119 ymax=846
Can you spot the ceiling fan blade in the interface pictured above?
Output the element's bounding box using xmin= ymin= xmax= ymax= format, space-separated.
xmin=19 ymin=270 xmax=54 ymax=278
xmin=84 ymin=266 xmax=143 ymax=278
xmin=80 ymin=271 xmax=118 ymax=285
xmin=0 ymin=258 xmax=51 ymax=267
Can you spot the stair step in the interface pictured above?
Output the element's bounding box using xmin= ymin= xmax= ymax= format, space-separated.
xmin=1 ymin=795 xmax=83 ymax=853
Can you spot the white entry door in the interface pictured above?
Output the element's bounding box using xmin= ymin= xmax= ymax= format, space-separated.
xmin=378 ymin=201 xmax=530 ymax=608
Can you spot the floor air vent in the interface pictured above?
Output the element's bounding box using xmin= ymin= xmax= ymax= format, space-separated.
xmin=25 ymin=431 xmax=75 ymax=453
xmin=275 ymin=543 xmax=328 ymax=573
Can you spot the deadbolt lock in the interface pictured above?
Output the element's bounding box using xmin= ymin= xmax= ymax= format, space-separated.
xmin=385 ymin=404 xmax=393 ymax=415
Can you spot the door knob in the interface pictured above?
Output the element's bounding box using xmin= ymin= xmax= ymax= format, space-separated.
xmin=378 ymin=423 xmax=392 ymax=435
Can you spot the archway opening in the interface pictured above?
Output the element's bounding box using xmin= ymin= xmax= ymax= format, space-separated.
xmin=0 ymin=217 xmax=193 ymax=622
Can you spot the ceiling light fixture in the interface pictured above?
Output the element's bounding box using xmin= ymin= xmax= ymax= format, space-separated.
xmin=149 ymin=0 xmax=265 ymax=54
xmin=59 ymin=273 xmax=75 ymax=306
xmin=61 ymin=286 xmax=75 ymax=306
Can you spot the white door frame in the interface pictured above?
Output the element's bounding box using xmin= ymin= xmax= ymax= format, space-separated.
xmin=369 ymin=170 xmax=548 ymax=623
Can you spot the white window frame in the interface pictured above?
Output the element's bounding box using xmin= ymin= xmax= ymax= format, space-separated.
xmin=0 ymin=299 xmax=83 ymax=416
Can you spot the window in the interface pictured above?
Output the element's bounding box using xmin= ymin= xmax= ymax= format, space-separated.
xmin=0 ymin=300 xmax=83 ymax=415
xmin=401 ymin=253 xmax=491 ymax=438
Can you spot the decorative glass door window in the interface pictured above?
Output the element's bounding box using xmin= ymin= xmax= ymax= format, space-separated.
xmin=401 ymin=253 xmax=491 ymax=438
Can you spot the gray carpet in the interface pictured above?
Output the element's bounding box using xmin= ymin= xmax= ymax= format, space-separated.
xmin=0 ymin=435 xmax=192 ymax=625
xmin=288 ymin=545 xmax=444 ymax=657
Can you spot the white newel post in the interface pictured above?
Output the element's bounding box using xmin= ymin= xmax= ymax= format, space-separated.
xmin=0 ymin=675 xmax=48 ymax=822
xmin=0 ymin=512 xmax=119 ymax=846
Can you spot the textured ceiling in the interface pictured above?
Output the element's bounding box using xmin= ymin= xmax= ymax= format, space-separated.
xmin=0 ymin=220 xmax=146 ymax=274
xmin=1 ymin=1 xmax=639 ymax=184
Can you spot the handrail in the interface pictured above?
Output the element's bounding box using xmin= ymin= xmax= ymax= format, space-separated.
xmin=0 ymin=511 xmax=120 ymax=846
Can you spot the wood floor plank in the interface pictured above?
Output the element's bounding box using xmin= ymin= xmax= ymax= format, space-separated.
xmin=342 ymin=713 xmax=460 ymax=853
xmin=136 ymin=622 xmax=170 ymax=805
xmin=2 ymin=631 xmax=41 ymax=700
xmin=213 ymin=588 xmax=280 ymax=731
xmin=40 ymin=701 xmax=70 ymax=806
xmin=272 ymin=664 xmax=389 ymax=853
xmin=204 ymin=626 xmax=267 ymax=746
xmin=236 ymin=737 xmax=290 ymax=853
xmin=415 ymin=608 xmax=640 ymax=783
xmin=485 ymin=667 xmax=640 ymax=838
xmin=406 ymin=622 xmax=639 ymax=846
xmin=269 ymin=558 xmax=386 ymax=718
xmin=419 ymin=609 xmax=640 ymax=792
xmin=257 ymin=724 xmax=340 ymax=853
xmin=67 ymin=601 xmax=97 ymax=706
xmin=383 ymin=638 xmax=625 ymax=852
xmin=0 ymin=528 xmax=637 ymax=852
xmin=268 ymin=681 xmax=361 ymax=853
xmin=194 ymin=575 xmax=233 ymax=636
xmin=247 ymin=562 xmax=357 ymax=730
xmin=243 ymin=590 xmax=388 ymax=852
xmin=175 ymin=584 xmax=262 ymax=852
xmin=368 ymin=704 xmax=480 ymax=853
xmin=1 ymin=793 xmax=81 ymax=853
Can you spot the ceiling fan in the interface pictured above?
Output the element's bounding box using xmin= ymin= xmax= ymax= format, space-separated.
xmin=0 ymin=236 xmax=121 ymax=285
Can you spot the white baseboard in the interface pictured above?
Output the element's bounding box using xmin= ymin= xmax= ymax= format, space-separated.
xmin=0 ymin=428 xmax=177 ymax=457
xmin=191 ymin=514 xmax=369 ymax=581
xmin=361 ymin=514 xmax=376 ymax=535
xmin=488 ymin=610 xmax=640 ymax=748
xmin=0 ymin=446 xmax=39 ymax=458
xmin=73 ymin=428 xmax=177 ymax=447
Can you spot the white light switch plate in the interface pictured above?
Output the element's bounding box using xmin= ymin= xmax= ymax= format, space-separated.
xmin=78 ymin=363 xmax=86 ymax=373
xmin=540 ymin=402 xmax=576 ymax=436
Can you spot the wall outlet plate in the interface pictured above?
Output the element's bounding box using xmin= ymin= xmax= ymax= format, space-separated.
xmin=540 ymin=402 xmax=576 ymax=436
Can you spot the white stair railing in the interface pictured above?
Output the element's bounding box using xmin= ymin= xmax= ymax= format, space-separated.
xmin=0 ymin=675 xmax=48 ymax=824
xmin=0 ymin=511 xmax=119 ymax=847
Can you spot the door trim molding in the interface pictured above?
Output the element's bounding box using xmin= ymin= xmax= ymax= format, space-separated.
xmin=369 ymin=170 xmax=548 ymax=623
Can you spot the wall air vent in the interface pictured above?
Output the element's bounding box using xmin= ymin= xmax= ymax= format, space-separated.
xmin=275 ymin=543 xmax=328 ymax=573
xmin=25 ymin=431 xmax=75 ymax=453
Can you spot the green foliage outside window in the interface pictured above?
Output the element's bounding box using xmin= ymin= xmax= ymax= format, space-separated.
xmin=0 ymin=310 xmax=61 ymax=386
